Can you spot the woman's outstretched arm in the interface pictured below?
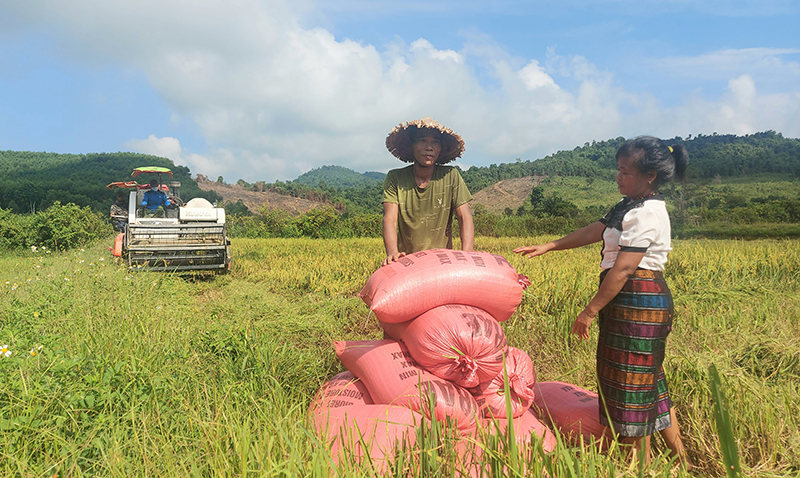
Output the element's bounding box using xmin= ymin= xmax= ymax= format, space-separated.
xmin=513 ymin=220 xmax=605 ymax=258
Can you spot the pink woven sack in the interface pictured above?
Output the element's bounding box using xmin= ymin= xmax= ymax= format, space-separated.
xmin=532 ymin=381 xmax=614 ymax=449
xmin=380 ymin=304 xmax=507 ymax=388
xmin=309 ymin=371 xmax=373 ymax=415
xmin=359 ymin=249 xmax=530 ymax=324
xmin=335 ymin=340 xmax=479 ymax=432
xmin=483 ymin=408 xmax=557 ymax=453
xmin=469 ymin=347 xmax=536 ymax=419
xmin=314 ymin=404 xmax=422 ymax=470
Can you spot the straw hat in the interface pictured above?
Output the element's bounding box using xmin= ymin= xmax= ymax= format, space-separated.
xmin=385 ymin=117 xmax=465 ymax=164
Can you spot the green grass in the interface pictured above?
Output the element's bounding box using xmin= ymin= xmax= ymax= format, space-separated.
xmin=533 ymin=175 xmax=799 ymax=210
xmin=535 ymin=176 xmax=620 ymax=210
xmin=677 ymin=222 xmax=800 ymax=239
xmin=1 ymin=237 xmax=798 ymax=476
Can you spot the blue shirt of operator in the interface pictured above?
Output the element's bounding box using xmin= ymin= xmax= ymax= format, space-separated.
xmin=142 ymin=189 xmax=171 ymax=212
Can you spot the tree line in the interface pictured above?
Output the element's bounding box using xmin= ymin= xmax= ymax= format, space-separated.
xmin=0 ymin=151 xmax=221 ymax=214
xmin=219 ymin=130 xmax=799 ymax=218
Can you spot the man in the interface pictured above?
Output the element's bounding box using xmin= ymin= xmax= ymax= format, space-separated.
xmin=110 ymin=191 xmax=128 ymax=231
xmin=141 ymin=179 xmax=171 ymax=217
xmin=382 ymin=117 xmax=474 ymax=266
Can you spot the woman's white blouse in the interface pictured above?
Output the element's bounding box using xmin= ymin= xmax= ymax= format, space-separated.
xmin=600 ymin=199 xmax=672 ymax=271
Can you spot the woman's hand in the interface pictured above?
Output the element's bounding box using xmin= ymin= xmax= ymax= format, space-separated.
xmin=513 ymin=242 xmax=555 ymax=258
xmin=571 ymin=310 xmax=595 ymax=339
xmin=382 ymin=252 xmax=406 ymax=267
xmin=575 ymin=251 xmax=645 ymax=338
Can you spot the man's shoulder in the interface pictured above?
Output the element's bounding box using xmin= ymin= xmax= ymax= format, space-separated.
xmin=387 ymin=165 xmax=413 ymax=175
xmin=432 ymin=164 xmax=465 ymax=181
xmin=385 ymin=165 xmax=414 ymax=183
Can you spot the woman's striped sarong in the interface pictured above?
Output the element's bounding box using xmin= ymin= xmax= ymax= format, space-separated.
xmin=596 ymin=268 xmax=673 ymax=437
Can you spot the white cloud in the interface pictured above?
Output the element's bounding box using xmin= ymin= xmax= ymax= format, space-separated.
xmin=3 ymin=0 xmax=799 ymax=182
xmin=704 ymin=75 xmax=800 ymax=136
xmin=125 ymin=135 xmax=184 ymax=164
xmin=410 ymin=39 xmax=463 ymax=64
xmin=519 ymin=60 xmax=556 ymax=90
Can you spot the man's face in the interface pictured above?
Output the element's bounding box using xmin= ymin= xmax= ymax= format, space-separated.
xmin=412 ymin=130 xmax=442 ymax=168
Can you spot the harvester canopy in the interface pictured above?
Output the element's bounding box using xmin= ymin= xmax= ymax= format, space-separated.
xmin=106 ymin=181 xmax=140 ymax=190
xmin=106 ymin=181 xmax=169 ymax=191
xmin=131 ymin=166 xmax=173 ymax=179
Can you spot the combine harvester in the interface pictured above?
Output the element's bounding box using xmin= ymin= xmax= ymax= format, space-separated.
xmin=109 ymin=167 xmax=231 ymax=273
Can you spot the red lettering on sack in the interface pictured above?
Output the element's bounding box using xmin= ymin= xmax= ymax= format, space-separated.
xmin=328 ymin=400 xmax=353 ymax=408
xmin=490 ymin=322 xmax=506 ymax=349
xmin=493 ymin=254 xmax=511 ymax=267
xmin=398 ymin=370 xmax=418 ymax=381
xmin=456 ymin=386 xmax=475 ymax=414
xmin=398 ymin=256 xmax=414 ymax=267
xmin=470 ymin=255 xmax=486 ymax=267
xmin=341 ymin=390 xmax=362 ymax=399
xmin=453 ymin=251 xmax=467 ymax=263
xmin=462 ymin=313 xmax=479 ymax=333
xmin=400 ymin=360 xmax=418 ymax=369
xmin=437 ymin=253 xmax=451 ymax=265
xmin=391 ymin=351 xmax=413 ymax=360
xmin=322 ymin=387 xmax=364 ymax=400
xmin=436 ymin=381 xmax=456 ymax=407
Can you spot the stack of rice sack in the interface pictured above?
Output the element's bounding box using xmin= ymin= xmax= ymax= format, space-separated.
xmin=310 ymin=249 xmax=557 ymax=469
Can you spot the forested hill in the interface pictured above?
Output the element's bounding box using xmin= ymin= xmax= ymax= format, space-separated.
xmin=0 ymin=151 xmax=220 ymax=213
xmin=294 ymin=165 xmax=386 ymax=188
xmin=460 ymin=131 xmax=800 ymax=193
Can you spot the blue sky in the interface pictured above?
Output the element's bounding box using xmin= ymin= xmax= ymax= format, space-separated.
xmin=1 ymin=0 xmax=798 ymax=183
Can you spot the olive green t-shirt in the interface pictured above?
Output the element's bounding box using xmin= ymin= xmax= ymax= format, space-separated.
xmin=383 ymin=165 xmax=473 ymax=254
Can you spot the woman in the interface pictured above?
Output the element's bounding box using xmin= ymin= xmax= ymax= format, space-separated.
xmin=514 ymin=136 xmax=690 ymax=467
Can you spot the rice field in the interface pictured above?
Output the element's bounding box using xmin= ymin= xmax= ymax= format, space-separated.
xmin=0 ymin=236 xmax=798 ymax=476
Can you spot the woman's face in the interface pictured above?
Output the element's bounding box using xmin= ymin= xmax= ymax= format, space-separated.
xmin=617 ymin=155 xmax=656 ymax=198
xmin=412 ymin=131 xmax=442 ymax=168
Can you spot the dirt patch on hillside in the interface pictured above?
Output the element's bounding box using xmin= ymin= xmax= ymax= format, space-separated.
xmin=470 ymin=176 xmax=544 ymax=214
xmin=195 ymin=177 xmax=327 ymax=215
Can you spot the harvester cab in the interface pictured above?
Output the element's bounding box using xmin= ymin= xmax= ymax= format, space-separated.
xmin=108 ymin=167 xmax=232 ymax=273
